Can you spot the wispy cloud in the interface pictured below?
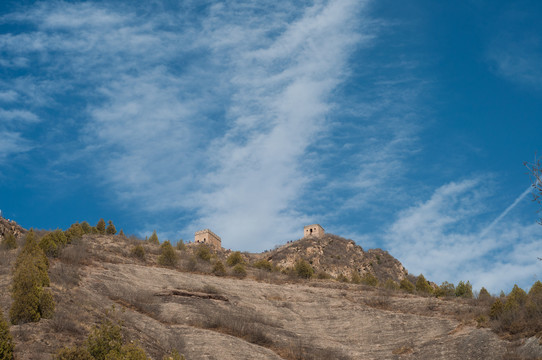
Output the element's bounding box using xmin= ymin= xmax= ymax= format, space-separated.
xmin=0 ymin=109 xmax=39 ymax=122
xmin=489 ymin=41 xmax=542 ymax=89
xmin=385 ymin=179 xmax=542 ymax=293
xmin=0 ymin=131 xmax=33 ymax=164
xmin=0 ymin=1 xmax=378 ymax=249
xmin=189 ymin=1 xmax=368 ymax=250
xmin=486 ymin=4 xmax=542 ymax=90
xmin=0 ymin=90 xmax=18 ymax=102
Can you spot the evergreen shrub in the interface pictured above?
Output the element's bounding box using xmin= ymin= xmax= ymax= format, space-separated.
xmin=148 ymin=231 xmax=159 ymax=245
xmin=253 ymin=259 xmax=273 ymax=272
xmin=1 ymin=231 xmax=17 ymax=250
xmin=131 ymin=245 xmax=145 ymax=260
xmin=232 ymin=263 xmax=247 ymax=278
xmin=106 ymin=221 xmax=116 ymax=235
xmin=415 ymin=274 xmax=433 ymax=294
xmin=196 ymin=245 xmax=211 ymax=262
xmin=361 ymin=272 xmax=378 ymax=286
xmin=158 ymin=241 xmax=177 ymax=267
xmin=212 ymin=261 xmax=226 ymax=276
xmin=294 ymin=259 xmax=313 ymax=279
xmin=96 ymin=219 xmax=106 ymax=235
xmin=0 ymin=308 xmax=14 ymax=360
xmin=400 ymin=278 xmax=415 ymax=293
xmin=226 ymin=251 xmax=244 ymax=266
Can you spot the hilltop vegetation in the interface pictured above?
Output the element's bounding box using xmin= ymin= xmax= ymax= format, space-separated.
xmin=0 ymin=217 xmax=541 ymax=359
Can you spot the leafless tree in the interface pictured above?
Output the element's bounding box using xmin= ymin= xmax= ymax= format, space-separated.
xmin=524 ymin=154 xmax=542 ymax=225
xmin=525 ymin=154 xmax=542 ymax=261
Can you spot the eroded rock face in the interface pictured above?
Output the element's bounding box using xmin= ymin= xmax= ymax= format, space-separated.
xmin=267 ymin=234 xmax=408 ymax=282
xmin=0 ymin=215 xmax=26 ymax=242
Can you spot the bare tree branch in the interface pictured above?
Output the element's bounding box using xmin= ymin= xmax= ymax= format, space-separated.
xmin=524 ymin=153 xmax=542 ymax=225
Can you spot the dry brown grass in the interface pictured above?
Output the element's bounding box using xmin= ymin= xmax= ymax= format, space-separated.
xmin=59 ymin=240 xmax=89 ymax=265
xmin=194 ymin=306 xmax=274 ymax=347
xmin=49 ymin=262 xmax=81 ymax=288
xmin=0 ymin=250 xmax=13 ymax=275
xmin=276 ymin=340 xmax=351 ymax=360
xmin=363 ymin=295 xmax=391 ymax=310
xmin=50 ymin=307 xmax=83 ymax=334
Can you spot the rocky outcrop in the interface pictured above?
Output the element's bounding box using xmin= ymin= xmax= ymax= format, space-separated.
xmin=266 ymin=233 xmax=408 ymax=282
xmin=0 ymin=215 xmax=25 ymax=242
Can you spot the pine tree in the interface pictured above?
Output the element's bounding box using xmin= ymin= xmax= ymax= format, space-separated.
xmin=10 ymin=230 xmax=53 ymax=324
xmin=478 ymin=287 xmax=492 ymax=301
xmin=196 ymin=245 xmax=211 ymax=261
xmin=65 ymin=223 xmax=84 ymax=243
xmin=226 ymin=251 xmax=244 ymax=266
xmin=350 ymin=271 xmax=361 ymax=284
xmin=86 ymin=318 xmax=123 ymax=360
xmin=106 ymin=221 xmax=117 ymax=235
xmin=39 ymin=230 xmax=67 ymax=257
xmin=212 ymin=261 xmax=226 ymax=276
xmin=455 ymin=281 xmax=473 ymax=298
xmin=0 ymin=307 xmax=14 ymax=360
xmin=158 ymin=241 xmax=177 ymax=267
xmin=415 ymin=274 xmax=433 ymax=294
xmin=361 ymin=272 xmax=378 ymax=286
xmin=1 ymin=231 xmax=17 ymax=250
xmin=435 ymin=281 xmax=455 ymax=297
xmin=294 ymin=259 xmax=313 ymax=279
xmin=10 ymin=256 xmax=44 ymax=324
xmin=148 ymin=231 xmax=159 ymax=245
xmin=400 ymin=278 xmax=415 ymax=293
xmin=96 ymin=219 xmax=106 ymax=235
xmin=176 ymin=239 xmax=185 ymax=251
xmin=80 ymin=221 xmax=92 ymax=234
xmin=232 ymin=263 xmax=247 ymax=278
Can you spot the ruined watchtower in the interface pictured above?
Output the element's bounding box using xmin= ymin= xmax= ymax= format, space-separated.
xmin=304 ymin=224 xmax=324 ymax=238
xmin=194 ymin=229 xmax=222 ymax=249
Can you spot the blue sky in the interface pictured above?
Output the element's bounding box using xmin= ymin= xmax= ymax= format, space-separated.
xmin=0 ymin=0 xmax=541 ymax=293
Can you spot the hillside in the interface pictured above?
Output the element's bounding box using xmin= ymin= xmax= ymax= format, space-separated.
xmin=264 ymin=234 xmax=408 ymax=282
xmin=1 ymin=225 xmax=541 ymax=359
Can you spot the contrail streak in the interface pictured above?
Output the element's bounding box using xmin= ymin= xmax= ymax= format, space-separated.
xmin=480 ymin=186 xmax=532 ymax=237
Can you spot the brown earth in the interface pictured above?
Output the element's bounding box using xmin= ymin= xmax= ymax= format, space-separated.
xmin=0 ymin=233 xmax=540 ymax=359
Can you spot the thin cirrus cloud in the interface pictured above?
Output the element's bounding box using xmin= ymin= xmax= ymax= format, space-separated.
xmin=489 ymin=42 xmax=542 ymax=89
xmin=0 ymin=1 xmax=379 ymax=250
xmin=486 ymin=3 xmax=542 ymax=90
xmin=384 ymin=179 xmax=542 ymax=293
xmin=190 ymin=1 xmax=368 ymax=251
xmin=0 ymin=131 xmax=33 ymax=164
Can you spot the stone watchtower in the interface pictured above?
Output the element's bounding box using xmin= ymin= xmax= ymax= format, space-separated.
xmin=304 ymin=224 xmax=324 ymax=238
xmin=194 ymin=229 xmax=222 ymax=249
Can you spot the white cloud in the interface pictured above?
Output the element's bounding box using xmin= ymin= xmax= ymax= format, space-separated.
xmin=489 ymin=43 xmax=542 ymax=89
xmin=0 ymin=131 xmax=33 ymax=163
xmin=486 ymin=5 xmax=542 ymax=90
xmin=1 ymin=0 xmax=370 ymax=250
xmin=0 ymin=90 xmax=18 ymax=102
xmin=0 ymin=109 xmax=39 ymax=122
xmin=385 ymin=178 xmax=542 ymax=293
xmin=183 ymin=1 xmax=367 ymax=251
xmin=0 ymin=1 xmax=427 ymax=253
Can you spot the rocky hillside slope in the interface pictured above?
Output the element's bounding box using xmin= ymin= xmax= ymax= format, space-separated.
xmin=1 ymin=229 xmax=541 ymax=359
xmin=0 ymin=215 xmax=25 ymax=242
xmin=265 ymin=234 xmax=408 ymax=282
